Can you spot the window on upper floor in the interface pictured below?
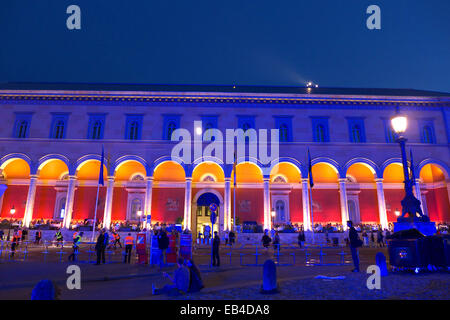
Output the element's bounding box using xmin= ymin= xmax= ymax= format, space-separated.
xmin=419 ymin=120 xmax=436 ymax=144
xmin=125 ymin=114 xmax=143 ymax=140
xmin=50 ymin=113 xmax=69 ymax=139
xmin=87 ymin=114 xmax=106 ymax=140
xmin=13 ymin=113 xmax=33 ymax=138
xmin=237 ymin=115 xmax=255 ymax=133
xmin=162 ymin=115 xmax=181 ymax=140
xmin=347 ymin=118 xmax=366 ymax=143
xmin=310 ymin=117 xmax=330 ymax=142
xmin=383 ymin=119 xmax=396 ymax=143
xmin=201 ymin=115 xmax=218 ymax=141
xmin=274 ymin=116 xmax=293 ymax=142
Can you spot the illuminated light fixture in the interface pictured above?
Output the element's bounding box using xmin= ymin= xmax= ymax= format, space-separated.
xmin=394 ymin=209 xmax=400 ymax=217
xmin=195 ymin=126 xmax=202 ymax=135
xmin=137 ymin=210 xmax=142 ymax=216
xmin=271 ymin=209 xmax=276 ymax=218
xmin=391 ymin=112 xmax=407 ymax=135
xmin=10 ymin=206 xmax=15 ymax=214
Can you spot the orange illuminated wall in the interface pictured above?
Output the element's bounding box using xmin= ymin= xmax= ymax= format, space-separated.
xmin=72 ymin=186 xmax=107 ymax=221
xmin=0 ymin=185 xmax=28 ymax=219
xmin=231 ymin=188 xmax=264 ymax=224
xmin=192 ymin=163 xmax=224 ymax=182
xmin=151 ymin=188 xmax=185 ymax=223
xmin=426 ymin=188 xmax=450 ymax=222
xmin=358 ymin=189 xmax=379 ymax=223
xmin=310 ymin=189 xmax=340 ymax=223
xmin=2 ymin=159 xmax=30 ymax=180
xmin=153 ymin=162 xmax=185 ymax=182
xmin=111 ymin=187 xmax=128 ymax=221
xmin=384 ymin=189 xmax=404 ymax=222
xmin=289 ymin=189 xmax=303 ymax=223
xmin=33 ymin=186 xmax=57 ymax=220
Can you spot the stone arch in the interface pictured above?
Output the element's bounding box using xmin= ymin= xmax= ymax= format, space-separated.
xmin=343 ymin=157 xmax=381 ymax=179
xmin=114 ymin=155 xmax=151 ymax=177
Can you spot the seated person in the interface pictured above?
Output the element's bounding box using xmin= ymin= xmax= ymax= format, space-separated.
xmin=184 ymin=259 xmax=204 ymax=293
xmin=152 ymin=258 xmax=190 ymax=296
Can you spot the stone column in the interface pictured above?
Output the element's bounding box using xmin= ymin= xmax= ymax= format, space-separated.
xmin=23 ymin=174 xmax=38 ymax=227
xmin=375 ymin=178 xmax=389 ymax=230
xmin=263 ymin=178 xmax=271 ymax=230
xmin=224 ymin=178 xmax=231 ymax=231
xmin=183 ymin=178 xmax=192 ymax=231
xmin=102 ymin=176 xmax=115 ymax=230
xmin=62 ymin=175 xmax=77 ymax=229
xmin=301 ymin=178 xmax=311 ymax=231
xmin=144 ymin=176 xmax=153 ymax=227
xmin=338 ymin=178 xmax=349 ymax=231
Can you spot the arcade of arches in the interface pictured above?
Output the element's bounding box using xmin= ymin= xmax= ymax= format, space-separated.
xmin=0 ymin=155 xmax=449 ymax=232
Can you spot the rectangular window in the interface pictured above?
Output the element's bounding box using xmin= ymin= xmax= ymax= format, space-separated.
xmin=418 ymin=119 xmax=436 ymax=144
xmin=347 ymin=117 xmax=366 ymax=143
xmin=125 ymin=114 xmax=143 ymax=140
xmin=310 ymin=117 xmax=330 ymax=142
xmin=87 ymin=113 xmax=106 ymax=140
xmin=382 ymin=119 xmax=395 ymax=143
xmin=237 ymin=115 xmax=256 ymax=132
xmin=274 ymin=116 xmax=293 ymax=142
xmin=162 ymin=114 xmax=181 ymax=140
xmin=12 ymin=112 xmax=33 ymax=138
xmin=201 ymin=115 xmax=219 ymax=141
xmin=49 ymin=113 xmax=70 ymax=139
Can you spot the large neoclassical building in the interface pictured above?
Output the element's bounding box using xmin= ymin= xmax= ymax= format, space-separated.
xmin=0 ymin=84 xmax=449 ymax=235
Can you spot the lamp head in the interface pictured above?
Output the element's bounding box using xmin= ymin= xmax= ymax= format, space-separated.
xmin=10 ymin=206 xmax=15 ymax=215
xmin=391 ymin=108 xmax=407 ymax=135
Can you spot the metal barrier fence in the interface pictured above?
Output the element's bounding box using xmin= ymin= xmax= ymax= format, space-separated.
xmin=0 ymin=239 xmax=141 ymax=264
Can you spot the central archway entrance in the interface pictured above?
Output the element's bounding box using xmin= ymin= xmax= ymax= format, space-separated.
xmin=192 ymin=189 xmax=223 ymax=242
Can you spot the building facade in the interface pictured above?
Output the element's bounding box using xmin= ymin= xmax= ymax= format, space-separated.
xmin=0 ymin=85 xmax=449 ymax=235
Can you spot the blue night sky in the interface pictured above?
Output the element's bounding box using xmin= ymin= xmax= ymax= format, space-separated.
xmin=1 ymin=0 xmax=449 ymax=92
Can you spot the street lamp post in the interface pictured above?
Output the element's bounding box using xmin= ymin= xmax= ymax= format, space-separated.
xmin=390 ymin=110 xmax=426 ymax=222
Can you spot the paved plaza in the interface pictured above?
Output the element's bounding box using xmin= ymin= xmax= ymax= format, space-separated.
xmin=0 ymin=242 xmax=449 ymax=300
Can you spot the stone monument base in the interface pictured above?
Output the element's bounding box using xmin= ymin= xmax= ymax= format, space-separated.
xmin=393 ymin=221 xmax=436 ymax=236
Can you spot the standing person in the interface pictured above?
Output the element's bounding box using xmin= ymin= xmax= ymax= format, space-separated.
xmin=273 ymin=231 xmax=280 ymax=251
xmin=54 ymin=229 xmax=63 ymax=247
xmin=229 ymin=230 xmax=235 ymax=246
xmin=377 ymin=228 xmax=384 ymax=248
xmin=35 ymin=230 xmax=42 ymax=244
xmin=0 ymin=229 xmax=4 ymax=241
xmin=212 ymin=231 xmax=220 ymax=267
xmin=10 ymin=228 xmax=19 ymax=258
xmin=103 ymin=229 xmax=110 ymax=250
xmin=22 ymin=228 xmax=28 ymax=242
xmin=348 ymin=220 xmax=362 ymax=272
xmin=297 ymin=230 xmax=305 ymax=248
xmin=95 ymin=229 xmax=106 ymax=265
xmin=68 ymin=232 xmax=83 ymax=261
xmin=224 ymin=230 xmax=229 ymax=246
xmin=362 ymin=231 xmax=369 ymax=247
xmin=124 ymin=233 xmax=134 ymax=263
xmin=158 ymin=230 xmax=169 ymax=268
xmin=370 ymin=230 xmax=375 ymax=247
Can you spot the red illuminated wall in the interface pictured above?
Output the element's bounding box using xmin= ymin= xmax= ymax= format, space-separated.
xmin=426 ymin=187 xmax=450 ymax=222
xmin=232 ymin=188 xmax=264 ymax=224
xmin=358 ymin=189 xmax=379 ymax=223
xmin=151 ymin=188 xmax=185 ymax=223
xmin=111 ymin=187 xmax=127 ymax=221
xmin=384 ymin=189 xmax=404 ymax=222
xmin=0 ymin=185 xmax=28 ymax=219
xmin=33 ymin=186 xmax=56 ymax=220
xmin=289 ymin=189 xmax=303 ymax=223
xmin=72 ymin=186 xmax=107 ymax=221
xmin=310 ymin=189 xmax=341 ymax=223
